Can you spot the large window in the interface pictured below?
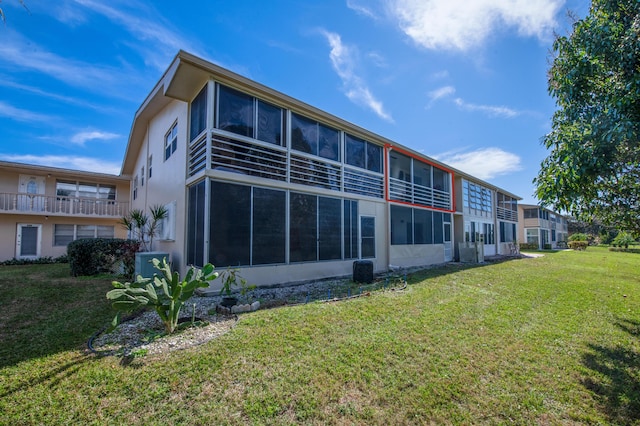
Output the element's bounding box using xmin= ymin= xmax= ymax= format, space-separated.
xmin=388 ymin=151 xmax=451 ymax=209
xmin=289 ymin=193 xmax=345 ymax=262
xmin=524 ymin=208 xmax=538 ymax=219
xmin=291 ymin=112 xmax=339 ymax=161
xmin=526 ymin=229 xmax=540 ymax=246
xmin=253 ymin=188 xmax=287 ymax=265
xmin=54 ymin=224 xmax=114 ymax=246
xmin=497 ymin=192 xmax=518 ymax=221
xmin=190 ymin=85 xmax=208 ymax=142
xmin=500 ymin=221 xmax=517 ymax=243
xmin=463 ymin=180 xmax=492 ymax=212
xmin=187 ymin=181 xmax=206 ymax=266
xmin=56 ymin=180 xmax=115 ymax=200
xmin=217 ymin=85 xmax=284 ymax=146
xmin=210 ymin=181 xmax=286 ymax=267
xmin=345 ymin=133 xmax=382 ymax=173
xmin=193 ymin=180 xmax=363 ymax=267
xmin=391 ymin=205 xmax=447 ymax=245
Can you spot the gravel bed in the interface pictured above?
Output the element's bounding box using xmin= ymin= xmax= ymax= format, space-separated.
xmin=90 ymin=297 xmax=236 ymax=357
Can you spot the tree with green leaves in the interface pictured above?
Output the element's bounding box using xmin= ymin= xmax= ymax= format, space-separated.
xmin=535 ymin=0 xmax=640 ymax=236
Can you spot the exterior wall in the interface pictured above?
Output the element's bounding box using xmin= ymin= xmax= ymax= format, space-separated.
xmin=0 ymin=162 xmax=129 ymax=261
xmin=128 ymin=100 xmax=189 ymax=267
xmin=389 ymin=244 xmax=444 ymax=269
xmin=517 ymin=205 xmax=568 ymax=249
xmin=0 ymin=215 xmax=128 ymax=260
xmin=457 ymin=178 xmax=500 ymax=258
xmin=121 ymin=52 xmax=523 ymax=288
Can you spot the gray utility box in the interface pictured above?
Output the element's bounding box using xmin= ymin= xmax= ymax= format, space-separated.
xmin=458 ymin=242 xmax=484 ymax=263
xmin=135 ymin=252 xmax=169 ymax=278
xmin=353 ymin=260 xmax=374 ymax=284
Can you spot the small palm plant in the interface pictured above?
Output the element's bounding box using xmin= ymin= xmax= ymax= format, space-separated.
xmin=120 ymin=205 xmax=168 ymax=251
xmin=107 ymin=257 xmax=217 ymax=334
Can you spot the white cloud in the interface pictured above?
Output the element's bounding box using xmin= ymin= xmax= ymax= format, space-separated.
xmin=428 ymin=85 xmax=455 ymax=102
xmin=386 ymin=0 xmax=564 ymax=51
xmin=426 ymin=86 xmax=520 ymax=117
xmin=322 ymin=30 xmax=393 ymax=122
xmin=0 ymin=154 xmax=121 ymax=175
xmin=71 ymin=131 xmax=120 ymax=146
xmin=0 ymin=77 xmax=114 ymax=112
xmin=346 ymin=0 xmax=379 ymax=19
xmin=0 ymin=31 xmax=128 ymax=94
xmin=367 ymin=51 xmax=388 ymax=68
xmin=454 ymin=98 xmax=520 ymax=118
xmin=71 ymin=0 xmax=200 ymax=70
xmin=433 ymin=147 xmax=522 ymax=179
xmin=0 ymin=101 xmax=56 ymax=123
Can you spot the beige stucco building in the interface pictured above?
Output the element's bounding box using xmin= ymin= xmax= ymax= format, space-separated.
xmin=517 ymin=204 xmax=569 ymax=249
xmin=0 ymin=161 xmax=129 ymax=261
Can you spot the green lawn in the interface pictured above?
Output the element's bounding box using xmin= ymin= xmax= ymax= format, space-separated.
xmin=1 ymin=248 xmax=639 ymax=425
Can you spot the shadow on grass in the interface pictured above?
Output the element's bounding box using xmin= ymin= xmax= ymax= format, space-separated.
xmin=0 ymin=264 xmax=115 ymax=369
xmin=266 ymin=254 xmax=527 ymax=306
xmin=0 ymin=353 xmax=91 ymax=399
xmin=581 ymin=317 xmax=640 ymax=424
xmin=0 ymin=256 xmax=530 ymax=368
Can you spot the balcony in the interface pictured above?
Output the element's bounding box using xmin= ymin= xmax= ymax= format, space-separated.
xmin=388 ymin=177 xmax=451 ymax=210
xmin=496 ymin=206 xmax=518 ymax=222
xmin=0 ymin=193 xmax=129 ymax=218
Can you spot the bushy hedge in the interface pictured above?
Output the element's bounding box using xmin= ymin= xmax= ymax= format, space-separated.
xmin=519 ymin=243 xmax=539 ymax=250
xmin=0 ymin=255 xmax=68 ymax=266
xmin=609 ymin=247 xmax=640 ymax=254
xmin=68 ymin=238 xmax=140 ymax=277
xmin=568 ymin=241 xmax=588 ymax=251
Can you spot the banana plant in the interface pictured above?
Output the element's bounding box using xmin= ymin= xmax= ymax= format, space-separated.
xmin=107 ymin=257 xmax=217 ymax=334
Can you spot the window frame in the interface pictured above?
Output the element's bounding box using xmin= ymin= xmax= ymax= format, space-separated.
xmin=164 ymin=121 xmax=178 ymax=161
xmin=216 ymin=84 xmax=285 ymax=147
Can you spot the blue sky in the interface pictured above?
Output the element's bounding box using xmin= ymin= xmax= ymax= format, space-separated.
xmin=0 ymin=0 xmax=589 ymax=204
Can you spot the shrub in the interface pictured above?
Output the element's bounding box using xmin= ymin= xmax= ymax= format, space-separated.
xmin=568 ymin=241 xmax=588 ymax=251
xmin=107 ymin=257 xmax=217 ymax=334
xmin=609 ymin=247 xmax=640 ymax=254
xmin=0 ymin=256 xmax=67 ymax=266
xmin=519 ymin=243 xmax=538 ymax=250
xmin=569 ymin=233 xmax=589 ymax=242
xmin=68 ymin=238 xmax=140 ymax=277
xmin=611 ymin=232 xmax=636 ymax=249
xmin=543 ymin=244 xmax=552 ymax=250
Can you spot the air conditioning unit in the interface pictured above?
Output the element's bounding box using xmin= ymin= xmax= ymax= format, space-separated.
xmin=135 ymin=252 xmax=169 ymax=278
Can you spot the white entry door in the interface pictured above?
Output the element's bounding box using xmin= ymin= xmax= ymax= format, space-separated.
xmin=443 ymin=222 xmax=452 ymax=261
xmin=16 ymin=224 xmax=42 ymax=259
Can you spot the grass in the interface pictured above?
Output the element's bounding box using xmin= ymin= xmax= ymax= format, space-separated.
xmin=1 ymin=248 xmax=639 ymax=425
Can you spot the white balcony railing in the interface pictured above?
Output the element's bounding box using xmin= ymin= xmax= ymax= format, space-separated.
xmin=0 ymin=193 xmax=129 ymax=217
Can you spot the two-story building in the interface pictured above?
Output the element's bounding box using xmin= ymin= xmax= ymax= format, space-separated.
xmin=120 ymin=50 xmax=521 ymax=286
xmin=518 ymin=204 xmax=569 ymax=249
xmin=0 ymin=161 xmax=129 ymax=261
xmin=453 ymin=175 xmax=520 ymax=259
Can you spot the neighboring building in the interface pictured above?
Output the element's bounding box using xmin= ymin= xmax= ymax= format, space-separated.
xmin=454 ymin=176 xmax=520 ymax=258
xmin=120 ymin=50 xmax=521 ymax=287
xmin=0 ymin=161 xmax=130 ymax=261
xmin=518 ymin=204 xmax=569 ymax=249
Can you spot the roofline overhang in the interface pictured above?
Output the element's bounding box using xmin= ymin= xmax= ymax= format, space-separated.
xmin=0 ymin=160 xmax=130 ymax=182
